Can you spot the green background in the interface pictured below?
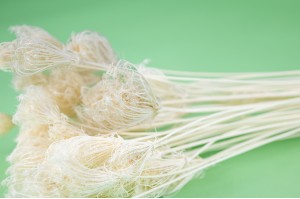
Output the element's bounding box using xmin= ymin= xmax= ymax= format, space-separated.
xmin=1 ymin=0 xmax=300 ymax=197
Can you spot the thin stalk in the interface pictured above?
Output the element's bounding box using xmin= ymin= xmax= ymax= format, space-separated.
xmin=158 ymin=97 xmax=300 ymax=146
xmin=162 ymin=97 xmax=300 ymax=114
xmin=147 ymin=75 xmax=300 ymax=85
xmin=205 ymin=131 xmax=300 ymax=152
xmin=125 ymin=117 xmax=199 ymax=132
xmin=160 ymin=68 xmax=300 ymax=79
xmin=166 ymin=120 xmax=300 ymax=153
xmin=134 ymin=127 xmax=300 ymax=197
xmin=71 ymin=61 xmax=300 ymax=80
xmin=162 ymin=90 xmax=300 ymax=105
xmin=167 ymin=108 xmax=300 ymax=147
xmin=126 ymin=107 xmax=300 ymax=141
xmin=133 ymin=98 xmax=300 ymax=143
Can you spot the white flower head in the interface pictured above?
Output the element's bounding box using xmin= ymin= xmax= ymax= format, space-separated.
xmin=66 ymin=31 xmax=116 ymax=64
xmin=12 ymin=38 xmax=79 ymax=76
xmin=0 ymin=41 xmax=16 ymax=71
xmin=10 ymin=25 xmax=63 ymax=48
xmin=78 ymin=60 xmax=160 ymax=132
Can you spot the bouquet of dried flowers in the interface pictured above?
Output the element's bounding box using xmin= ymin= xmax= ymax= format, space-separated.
xmin=1 ymin=25 xmax=300 ymax=197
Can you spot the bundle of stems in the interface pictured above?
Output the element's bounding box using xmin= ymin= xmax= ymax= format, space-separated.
xmin=1 ymin=25 xmax=300 ymax=198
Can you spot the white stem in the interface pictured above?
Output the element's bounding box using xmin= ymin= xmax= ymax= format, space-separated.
xmin=205 ymin=131 xmax=300 ymax=152
xmin=125 ymin=117 xmax=198 ymax=132
xmin=134 ymin=127 xmax=300 ymax=198
xmin=167 ymin=108 xmax=300 ymax=147
xmin=162 ymin=90 xmax=300 ymax=105
xmin=147 ymin=74 xmax=300 ymax=85
xmin=160 ymin=68 xmax=300 ymax=79
xmin=70 ymin=61 xmax=300 ymax=80
xmin=167 ymin=120 xmax=300 ymax=153
xmin=158 ymin=97 xmax=300 ymax=146
xmin=128 ymin=107 xmax=300 ymax=141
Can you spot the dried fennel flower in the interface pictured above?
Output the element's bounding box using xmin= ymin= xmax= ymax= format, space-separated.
xmin=12 ymin=38 xmax=79 ymax=75
xmin=134 ymin=155 xmax=196 ymax=198
xmin=47 ymin=121 xmax=86 ymax=141
xmin=10 ymin=25 xmax=63 ymax=48
xmin=13 ymin=86 xmax=62 ymax=126
xmin=9 ymin=125 xmax=51 ymax=164
xmin=24 ymin=136 xmax=142 ymax=197
xmin=3 ymin=25 xmax=300 ymax=199
xmin=66 ymin=31 xmax=116 ymax=64
xmin=4 ymin=124 xmax=51 ymax=197
xmin=78 ymin=60 xmax=160 ymax=132
xmin=26 ymin=136 xmax=151 ymax=197
xmin=0 ymin=41 xmax=16 ymax=71
xmin=138 ymin=65 xmax=188 ymax=108
xmin=14 ymin=135 xmax=196 ymax=198
xmin=16 ymin=124 xmax=50 ymax=144
xmin=0 ymin=113 xmax=13 ymax=135
xmin=46 ymin=68 xmax=85 ymax=116
xmin=13 ymin=73 xmax=48 ymax=91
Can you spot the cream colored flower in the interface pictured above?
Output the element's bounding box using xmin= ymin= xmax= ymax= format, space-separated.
xmin=78 ymin=60 xmax=160 ymax=132
xmin=0 ymin=113 xmax=13 ymax=135
xmin=66 ymin=31 xmax=116 ymax=65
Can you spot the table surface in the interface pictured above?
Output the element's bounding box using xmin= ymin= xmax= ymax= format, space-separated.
xmin=1 ymin=0 xmax=300 ymax=197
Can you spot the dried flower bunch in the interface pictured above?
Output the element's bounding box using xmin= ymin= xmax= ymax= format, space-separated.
xmin=1 ymin=25 xmax=300 ymax=198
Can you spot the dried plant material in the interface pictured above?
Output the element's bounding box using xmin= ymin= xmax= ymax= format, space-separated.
xmin=20 ymin=136 xmax=152 ymax=197
xmin=78 ymin=60 xmax=160 ymax=132
xmin=66 ymin=31 xmax=116 ymax=65
xmin=12 ymin=136 xmax=201 ymax=198
xmin=8 ymin=127 xmax=50 ymax=165
xmin=0 ymin=41 xmax=16 ymax=71
xmin=133 ymin=152 xmax=198 ymax=198
xmin=4 ymin=124 xmax=51 ymax=197
xmin=12 ymin=38 xmax=79 ymax=75
xmin=16 ymin=125 xmax=50 ymax=144
xmin=13 ymin=73 xmax=48 ymax=90
xmin=47 ymin=121 xmax=86 ymax=141
xmin=1 ymin=25 xmax=300 ymax=198
xmin=13 ymin=86 xmax=86 ymax=141
xmin=138 ymin=65 xmax=187 ymax=102
xmin=47 ymin=68 xmax=85 ymax=116
xmin=0 ymin=113 xmax=13 ymax=135
xmin=77 ymin=69 xmax=100 ymax=86
xmin=11 ymin=135 xmax=198 ymax=198
xmin=5 ymin=145 xmax=48 ymax=198
xmin=13 ymin=86 xmax=62 ymax=126
xmin=10 ymin=25 xmax=63 ymax=48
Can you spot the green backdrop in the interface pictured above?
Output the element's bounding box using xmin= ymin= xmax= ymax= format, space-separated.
xmin=1 ymin=0 xmax=300 ymax=197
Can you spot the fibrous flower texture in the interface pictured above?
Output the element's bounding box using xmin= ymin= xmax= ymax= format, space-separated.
xmin=66 ymin=31 xmax=116 ymax=65
xmin=6 ymin=135 xmax=199 ymax=198
xmin=10 ymin=25 xmax=63 ymax=48
xmin=12 ymin=38 xmax=79 ymax=75
xmin=78 ymin=60 xmax=160 ymax=132
xmin=1 ymin=25 xmax=300 ymax=198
